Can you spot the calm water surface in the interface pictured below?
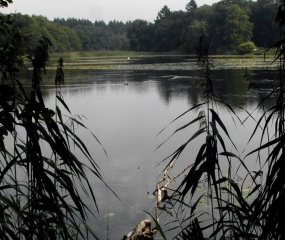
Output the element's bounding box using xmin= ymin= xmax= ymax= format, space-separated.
xmin=28 ymin=57 xmax=278 ymax=239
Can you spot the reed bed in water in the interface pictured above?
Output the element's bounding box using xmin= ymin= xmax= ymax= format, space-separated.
xmin=150 ymin=9 xmax=285 ymax=240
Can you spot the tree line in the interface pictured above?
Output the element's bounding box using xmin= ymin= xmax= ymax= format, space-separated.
xmin=127 ymin=0 xmax=278 ymax=53
xmin=0 ymin=0 xmax=279 ymax=54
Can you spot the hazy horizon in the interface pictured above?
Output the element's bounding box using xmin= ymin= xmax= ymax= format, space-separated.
xmin=1 ymin=0 xmax=219 ymax=23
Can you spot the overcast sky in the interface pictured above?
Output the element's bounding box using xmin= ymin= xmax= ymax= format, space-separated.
xmin=1 ymin=0 xmax=218 ymax=23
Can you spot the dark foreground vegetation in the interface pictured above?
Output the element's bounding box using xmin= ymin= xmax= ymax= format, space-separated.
xmin=0 ymin=1 xmax=108 ymax=239
xmin=0 ymin=0 xmax=279 ymax=54
xmin=2 ymin=0 xmax=285 ymax=239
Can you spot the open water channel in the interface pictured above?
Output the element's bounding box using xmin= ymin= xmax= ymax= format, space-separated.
xmin=22 ymin=55 xmax=279 ymax=239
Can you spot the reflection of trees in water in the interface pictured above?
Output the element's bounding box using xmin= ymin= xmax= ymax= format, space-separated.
xmin=22 ymin=67 xmax=279 ymax=111
xmin=155 ymin=70 xmax=200 ymax=105
xmin=155 ymin=69 xmax=279 ymax=109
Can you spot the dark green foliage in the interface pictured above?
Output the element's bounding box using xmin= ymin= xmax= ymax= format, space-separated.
xmin=237 ymin=41 xmax=256 ymax=54
xmin=0 ymin=14 xmax=130 ymax=53
xmin=155 ymin=5 xmax=172 ymax=23
xmin=127 ymin=20 xmax=154 ymax=51
xmin=53 ymin=18 xmax=130 ymax=51
xmin=127 ymin=0 xmax=260 ymax=53
xmin=250 ymin=0 xmax=278 ymax=48
xmin=213 ymin=3 xmax=253 ymax=52
xmin=186 ymin=0 xmax=198 ymax=12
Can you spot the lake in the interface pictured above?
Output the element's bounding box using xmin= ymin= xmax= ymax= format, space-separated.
xmin=24 ymin=55 xmax=279 ymax=239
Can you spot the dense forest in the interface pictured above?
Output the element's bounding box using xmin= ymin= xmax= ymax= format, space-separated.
xmin=0 ymin=0 xmax=279 ymax=54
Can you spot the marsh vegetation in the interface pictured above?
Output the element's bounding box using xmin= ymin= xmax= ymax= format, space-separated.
xmin=2 ymin=0 xmax=285 ymax=239
xmin=11 ymin=53 xmax=282 ymax=239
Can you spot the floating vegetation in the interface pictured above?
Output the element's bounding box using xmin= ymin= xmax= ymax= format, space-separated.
xmin=44 ymin=54 xmax=278 ymax=71
xmin=103 ymin=213 xmax=115 ymax=218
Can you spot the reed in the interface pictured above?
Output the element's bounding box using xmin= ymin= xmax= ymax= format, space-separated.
xmin=0 ymin=13 xmax=106 ymax=239
xmin=153 ymin=3 xmax=285 ymax=239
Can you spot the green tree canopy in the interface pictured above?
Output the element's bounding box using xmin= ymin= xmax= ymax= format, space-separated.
xmin=127 ymin=19 xmax=153 ymax=51
xmin=0 ymin=0 xmax=279 ymax=54
xmin=208 ymin=2 xmax=253 ymax=53
xmin=155 ymin=5 xmax=172 ymax=23
xmin=186 ymin=0 xmax=198 ymax=12
xmin=222 ymin=4 xmax=253 ymax=50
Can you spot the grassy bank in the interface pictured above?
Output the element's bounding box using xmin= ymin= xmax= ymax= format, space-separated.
xmin=49 ymin=50 xmax=165 ymax=60
xmin=46 ymin=50 xmax=276 ymax=71
xmin=50 ymin=50 xmax=273 ymax=60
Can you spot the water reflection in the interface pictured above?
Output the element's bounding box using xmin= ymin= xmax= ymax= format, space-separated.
xmin=21 ymin=67 xmax=278 ymax=110
xmin=19 ymin=63 xmax=279 ymax=239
